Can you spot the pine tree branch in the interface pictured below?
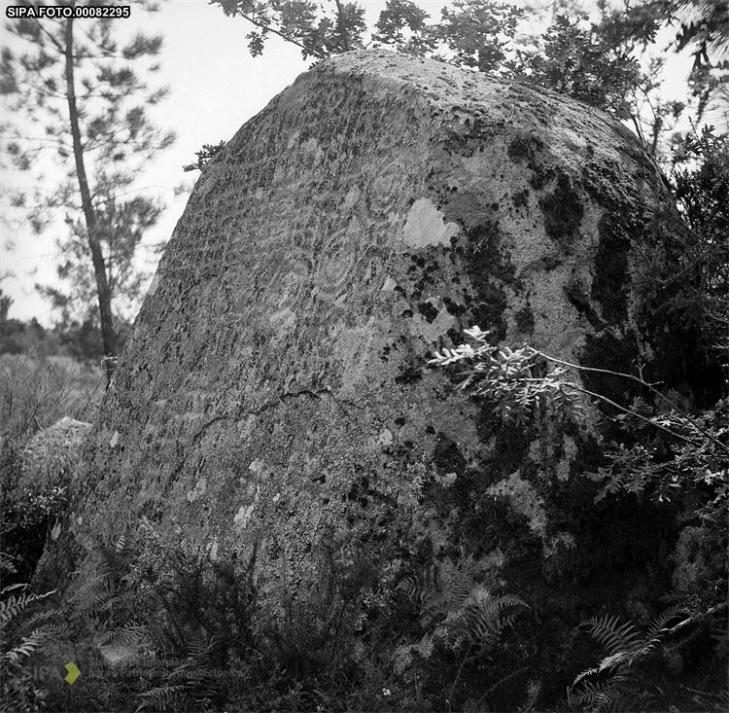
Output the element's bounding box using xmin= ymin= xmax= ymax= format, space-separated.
xmin=30 ymin=18 xmax=66 ymax=55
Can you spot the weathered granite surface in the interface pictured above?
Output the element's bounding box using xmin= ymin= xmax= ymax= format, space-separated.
xmin=57 ymin=51 xmax=688 ymax=646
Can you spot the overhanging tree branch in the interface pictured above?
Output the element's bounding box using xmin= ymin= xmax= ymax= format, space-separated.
xmin=237 ymin=10 xmax=326 ymax=58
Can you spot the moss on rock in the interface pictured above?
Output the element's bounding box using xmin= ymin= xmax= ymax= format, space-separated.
xmin=539 ymin=170 xmax=584 ymax=249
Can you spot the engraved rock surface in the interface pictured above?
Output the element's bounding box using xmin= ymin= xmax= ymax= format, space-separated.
xmin=61 ymin=51 xmax=686 ymax=620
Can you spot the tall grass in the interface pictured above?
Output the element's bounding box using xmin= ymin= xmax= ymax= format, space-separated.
xmin=0 ymin=353 xmax=104 ymax=583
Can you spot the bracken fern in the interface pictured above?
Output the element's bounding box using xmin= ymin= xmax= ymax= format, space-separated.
xmin=567 ymin=604 xmax=696 ymax=711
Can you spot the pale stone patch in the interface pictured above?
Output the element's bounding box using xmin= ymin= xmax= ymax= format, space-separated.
xmin=528 ymin=439 xmax=541 ymax=462
xmin=286 ymin=131 xmax=300 ymax=149
xmin=556 ymin=435 xmax=579 ymax=481
xmin=234 ymin=485 xmax=260 ymax=531
xmin=402 ymin=197 xmax=460 ymax=248
xmin=269 ymin=308 xmax=298 ymax=335
xmin=397 ymin=424 xmax=417 ymax=443
xmin=555 ymin=459 xmax=571 ymax=482
xmin=409 ymin=302 xmax=456 ymax=343
xmin=381 ymin=276 xmax=397 ymax=292
xmin=186 ymin=477 xmax=207 ymax=503
xmin=249 ymin=458 xmax=266 ymax=475
xmin=98 ymin=644 xmax=138 ymax=668
xmin=343 ymin=185 xmax=360 ymax=210
xmin=563 ymin=435 xmax=577 ymax=460
xmin=434 ymin=471 xmax=458 ymax=488
xmin=482 ymin=547 xmax=505 ymax=570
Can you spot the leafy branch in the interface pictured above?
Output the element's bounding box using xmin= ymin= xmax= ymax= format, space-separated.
xmin=429 ymin=326 xmax=729 ymax=455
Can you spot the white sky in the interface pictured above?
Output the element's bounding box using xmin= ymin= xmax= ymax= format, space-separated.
xmin=0 ymin=0 xmax=696 ymax=325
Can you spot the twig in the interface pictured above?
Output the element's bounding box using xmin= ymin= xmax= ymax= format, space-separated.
xmin=475 ymin=666 xmax=531 ymax=706
xmin=665 ymin=601 xmax=728 ymax=637
xmin=446 ymin=645 xmax=472 ymax=712
xmin=534 ymin=350 xmax=675 ymax=411
xmin=564 ymin=382 xmax=704 ymax=447
xmin=536 ymin=350 xmax=729 ymax=454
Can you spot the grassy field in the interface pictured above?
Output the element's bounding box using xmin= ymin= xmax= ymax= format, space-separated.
xmin=0 ymin=354 xmax=104 ymax=439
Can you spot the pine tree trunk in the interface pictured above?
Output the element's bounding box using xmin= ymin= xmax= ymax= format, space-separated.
xmin=64 ymin=17 xmax=116 ymax=371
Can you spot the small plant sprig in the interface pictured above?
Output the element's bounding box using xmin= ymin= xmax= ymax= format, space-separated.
xmin=428 ymin=326 xmax=581 ymax=425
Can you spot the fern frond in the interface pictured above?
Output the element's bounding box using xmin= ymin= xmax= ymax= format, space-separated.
xmin=0 ymin=589 xmax=55 ymax=629
xmin=135 ymin=683 xmax=187 ymax=712
xmin=398 ymin=563 xmax=439 ymax=613
xmin=1 ymin=583 xmax=29 ymax=597
xmin=443 ymin=560 xmax=475 ymax=610
xmin=584 ymin=615 xmax=644 ymax=656
xmin=4 ymin=628 xmax=53 ymax=663
xmin=647 ymin=603 xmax=692 ymax=639
xmin=30 ymin=622 xmax=68 ymax=639
xmin=187 ymin=628 xmax=214 ymax=661
xmin=421 ymin=557 xmax=483 ymax=614
xmin=70 ymin=572 xmax=112 ymax=618
xmin=572 ymin=664 xmax=601 ymax=687
xmin=96 ymin=624 xmax=148 ymax=648
xmin=115 ymin=534 xmax=127 ymax=553
xmin=438 ymin=589 xmax=526 ymax=654
xmin=457 ymin=592 xmax=526 ymax=645
xmin=25 ymin=607 xmax=63 ymax=628
xmin=567 ymin=674 xmax=627 ymax=710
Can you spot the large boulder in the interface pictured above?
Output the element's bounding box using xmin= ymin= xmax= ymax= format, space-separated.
xmin=56 ymin=50 xmax=691 ymax=694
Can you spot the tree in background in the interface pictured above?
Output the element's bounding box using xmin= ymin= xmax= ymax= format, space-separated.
xmin=1 ymin=0 xmax=175 ymax=368
xmin=37 ymin=191 xmax=162 ymax=335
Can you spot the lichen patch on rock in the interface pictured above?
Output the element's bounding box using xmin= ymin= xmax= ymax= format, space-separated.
xmin=402 ymin=197 xmax=460 ymax=249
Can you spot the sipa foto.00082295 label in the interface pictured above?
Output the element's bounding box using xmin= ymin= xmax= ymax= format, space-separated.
xmin=6 ymin=4 xmax=131 ymax=19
